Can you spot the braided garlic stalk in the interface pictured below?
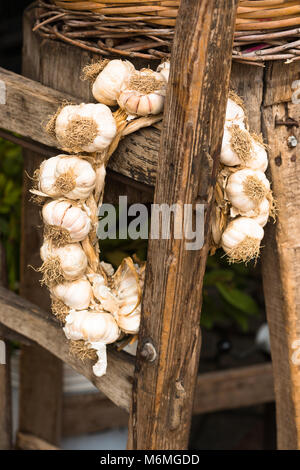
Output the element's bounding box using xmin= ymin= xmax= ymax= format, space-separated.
xmin=211 ymin=92 xmax=275 ymax=264
xmin=30 ymin=59 xmax=166 ymax=376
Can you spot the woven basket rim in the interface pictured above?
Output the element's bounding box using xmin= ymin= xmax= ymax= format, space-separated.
xmin=35 ymin=1 xmax=300 ymax=64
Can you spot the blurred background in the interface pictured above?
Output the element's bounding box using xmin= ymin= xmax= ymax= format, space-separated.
xmin=0 ymin=1 xmax=276 ymax=450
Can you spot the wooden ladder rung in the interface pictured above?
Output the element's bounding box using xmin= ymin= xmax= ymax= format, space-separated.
xmin=0 ymin=286 xmax=275 ymax=421
xmin=0 ymin=286 xmax=134 ymax=412
xmin=0 ymin=67 xmax=159 ymax=187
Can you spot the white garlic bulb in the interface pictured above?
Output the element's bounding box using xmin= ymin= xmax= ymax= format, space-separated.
xmin=225 ymin=98 xmax=245 ymax=127
xmin=226 ymin=169 xmax=270 ymax=214
xmin=118 ymin=69 xmax=166 ymax=116
xmin=221 ymin=127 xmax=268 ymax=172
xmin=64 ymin=309 xmax=119 ymax=344
xmin=39 ymin=155 xmax=96 ymax=200
xmin=51 ymin=278 xmax=93 ymax=310
xmin=42 ymin=200 xmax=91 ymax=244
xmin=92 ymin=59 xmax=135 ymax=106
xmin=40 ymin=241 xmax=88 ymax=281
xmin=157 ymin=61 xmax=170 ymax=83
xmin=221 ymin=217 xmax=264 ymax=263
xmin=55 ymin=103 xmax=117 ymax=153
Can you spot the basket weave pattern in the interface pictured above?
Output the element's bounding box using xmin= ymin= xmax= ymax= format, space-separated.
xmin=34 ymin=1 xmax=300 ymax=64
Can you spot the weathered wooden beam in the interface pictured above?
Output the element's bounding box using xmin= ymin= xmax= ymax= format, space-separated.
xmin=62 ymin=393 xmax=128 ymax=437
xmin=16 ymin=432 xmax=59 ymax=451
xmin=129 ymin=0 xmax=238 ymax=450
xmin=261 ymin=61 xmax=300 ymax=450
xmin=0 ymin=286 xmax=134 ymax=411
xmin=194 ymin=363 xmax=274 ymax=415
xmin=0 ymin=65 xmax=159 ymax=186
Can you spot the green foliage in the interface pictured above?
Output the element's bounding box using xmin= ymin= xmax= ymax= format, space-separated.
xmin=0 ymin=138 xmax=23 ymax=291
xmin=201 ymin=253 xmax=261 ymax=332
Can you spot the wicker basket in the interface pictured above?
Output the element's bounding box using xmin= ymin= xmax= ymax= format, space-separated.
xmin=34 ymin=1 xmax=300 ymax=64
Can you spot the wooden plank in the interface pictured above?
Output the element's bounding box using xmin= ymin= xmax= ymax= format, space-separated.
xmin=261 ymin=61 xmax=300 ymax=450
xmin=0 ymin=66 xmax=159 ymax=186
xmin=129 ymin=0 xmax=238 ymax=450
xmin=194 ymin=363 xmax=274 ymax=415
xmin=16 ymin=432 xmax=59 ymax=451
xmin=0 ymin=242 xmax=12 ymax=450
xmin=63 ymin=393 xmax=128 ymax=437
xmin=0 ymin=286 xmax=134 ymax=411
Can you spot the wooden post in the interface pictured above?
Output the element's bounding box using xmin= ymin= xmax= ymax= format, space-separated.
xmin=261 ymin=61 xmax=300 ymax=450
xmin=0 ymin=242 xmax=12 ymax=449
xmin=129 ymin=0 xmax=238 ymax=450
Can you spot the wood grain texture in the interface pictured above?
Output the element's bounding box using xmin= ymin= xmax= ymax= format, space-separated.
xmin=129 ymin=0 xmax=238 ymax=450
xmin=62 ymin=393 xmax=128 ymax=437
xmin=194 ymin=363 xmax=274 ymax=415
xmin=16 ymin=432 xmax=59 ymax=450
xmin=0 ymin=286 xmax=134 ymax=411
xmin=261 ymin=61 xmax=300 ymax=450
xmin=0 ymin=65 xmax=159 ymax=186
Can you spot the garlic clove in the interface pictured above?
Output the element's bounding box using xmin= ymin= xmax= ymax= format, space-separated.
xmin=38 ymin=156 xmax=61 ymax=197
xmin=100 ymin=261 xmax=115 ymax=277
xmin=51 ymin=278 xmax=93 ymax=310
xmin=92 ymin=59 xmax=135 ymax=106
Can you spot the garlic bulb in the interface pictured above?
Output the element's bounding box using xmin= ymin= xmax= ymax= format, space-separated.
xmin=64 ymin=309 xmax=119 ymax=344
xmin=157 ymin=61 xmax=170 ymax=83
xmin=221 ymin=126 xmax=268 ymax=171
xmin=42 ymin=200 xmax=91 ymax=245
xmin=221 ymin=217 xmax=264 ymax=263
xmin=40 ymin=241 xmax=88 ymax=282
xmin=251 ymin=198 xmax=270 ymax=227
xmin=118 ymin=69 xmax=166 ymax=116
xmin=64 ymin=309 xmax=120 ymax=377
xmin=51 ymin=278 xmax=93 ymax=310
xmin=92 ymin=59 xmax=135 ymax=106
xmin=226 ymin=169 xmax=270 ymax=214
xmin=55 ymin=103 xmax=117 ymax=153
xmin=39 ymin=155 xmax=96 ymax=200
xmin=225 ymin=97 xmax=245 ymax=127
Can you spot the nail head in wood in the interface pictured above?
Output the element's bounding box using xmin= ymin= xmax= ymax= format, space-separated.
xmin=140 ymin=342 xmax=157 ymax=363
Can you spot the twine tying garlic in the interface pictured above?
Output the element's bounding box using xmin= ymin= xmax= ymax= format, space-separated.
xmin=31 ymin=59 xmax=169 ymax=377
xmin=212 ymin=91 xmax=275 ymax=263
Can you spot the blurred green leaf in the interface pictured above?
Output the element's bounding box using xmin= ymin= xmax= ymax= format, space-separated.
xmin=216 ymin=282 xmax=259 ymax=316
